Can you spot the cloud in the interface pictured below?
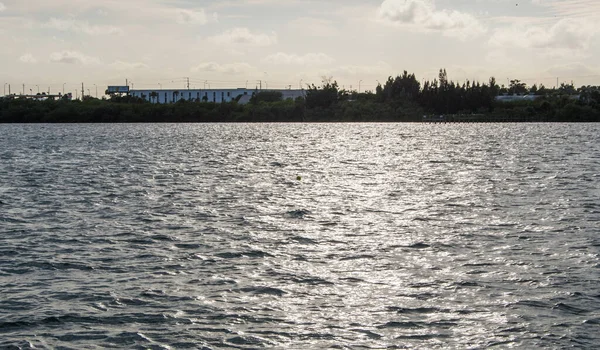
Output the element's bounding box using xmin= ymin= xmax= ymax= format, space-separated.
xmin=49 ymin=51 xmax=101 ymax=65
xmin=111 ymin=60 xmax=149 ymax=70
xmin=0 ymin=2 xmax=5 ymax=12
xmin=377 ymin=0 xmax=486 ymax=39
xmin=175 ymin=8 xmax=217 ymax=25
xmin=43 ymin=18 xmax=123 ymax=36
xmin=191 ymin=62 xmax=255 ymax=74
xmin=19 ymin=53 xmax=37 ymax=63
xmin=489 ymin=18 xmax=598 ymax=54
xmin=287 ymin=17 xmax=339 ymax=37
xmin=208 ymin=27 xmax=277 ymax=46
xmin=263 ymin=52 xmax=334 ymax=65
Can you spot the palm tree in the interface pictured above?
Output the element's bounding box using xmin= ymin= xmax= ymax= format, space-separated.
xmin=173 ymin=90 xmax=179 ymax=102
xmin=150 ymin=91 xmax=158 ymax=103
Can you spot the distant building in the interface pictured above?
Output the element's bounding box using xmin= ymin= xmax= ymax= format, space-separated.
xmin=107 ymin=86 xmax=130 ymax=94
xmin=494 ymin=95 xmax=539 ymax=102
xmin=124 ymin=88 xmax=305 ymax=105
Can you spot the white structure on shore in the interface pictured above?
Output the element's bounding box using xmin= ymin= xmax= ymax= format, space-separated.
xmin=126 ymin=88 xmax=305 ymax=105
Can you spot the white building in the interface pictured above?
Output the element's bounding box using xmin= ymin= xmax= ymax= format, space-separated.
xmin=127 ymin=88 xmax=305 ymax=105
xmin=494 ymin=95 xmax=539 ymax=102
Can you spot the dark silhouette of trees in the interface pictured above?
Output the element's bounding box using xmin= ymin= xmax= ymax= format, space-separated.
xmin=2 ymin=68 xmax=598 ymax=123
xmin=150 ymin=91 xmax=158 ymax=103
xmin=378 ymin=71 xmax=421 ymax=102
xmin=305 ymin=77 xmax=339 ymax=108
xmin=250 ymin=91 xmax=283 ymax=104
xmin=509 ymin=80 xmax=528 ymax=95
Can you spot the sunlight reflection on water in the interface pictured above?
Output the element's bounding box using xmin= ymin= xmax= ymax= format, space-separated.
xmin=0 ymin=123 xmax=599 ymax=348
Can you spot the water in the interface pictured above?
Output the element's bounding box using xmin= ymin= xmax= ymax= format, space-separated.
xmin=0 ymin=123 xmax=599 ymax=349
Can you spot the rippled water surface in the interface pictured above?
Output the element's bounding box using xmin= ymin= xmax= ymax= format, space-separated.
xmin=1 ymin=123 xmax=599 ymax=349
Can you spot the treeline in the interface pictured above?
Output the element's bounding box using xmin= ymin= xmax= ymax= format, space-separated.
xmin=1 ymin=69 xmax=600 ymax=123
xmin=302 ymin=69 xmax=600 ymax=122
xmin=0 ymin=96 xmax=309 ymax=123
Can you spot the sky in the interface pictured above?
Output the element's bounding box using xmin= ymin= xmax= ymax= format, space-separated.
xmin=1 ymin=0 xmax=600 ymax=95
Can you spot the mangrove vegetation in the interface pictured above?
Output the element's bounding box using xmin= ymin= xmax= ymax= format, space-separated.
xmin=2 ymin=69 xmax=600 ymax=123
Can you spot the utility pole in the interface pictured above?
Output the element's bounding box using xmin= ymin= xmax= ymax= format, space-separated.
xmin=186 ymin=77 xmax=190 ymax=90
xmin=82 ymin=83 xmax=84 ymax=100
xmin=22 ymin=84 xmax=25 ymax=95
xmin=9 ymin=84 xmax=11 ymax=95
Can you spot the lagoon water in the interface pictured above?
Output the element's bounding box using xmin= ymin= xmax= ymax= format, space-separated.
xmin=0 ymin=123 xmax=599 ymax=349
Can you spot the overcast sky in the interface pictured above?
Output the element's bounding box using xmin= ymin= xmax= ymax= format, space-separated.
xmin=1 ymin=0 xmax=599 ymax=93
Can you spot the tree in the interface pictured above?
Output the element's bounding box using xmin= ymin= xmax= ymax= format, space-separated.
xmin=305 ymin=77 xmax=339 ymax=108
xmin=489 ymin=77 xmax=499 ymax=96
xmin=439 ymin=69 xmax=448 ymax=89
xmin=509 ymin=79 xmax=528 ymax=95
xmin=379 ymin=71 xmax=421 ymax=102
xmin=250 ymin=91 xmax=283 ymax=104
xmin=558 ymin=83 xmax=576 ymax=95
xmin=530 ymin=84 xmax=538 ymax=95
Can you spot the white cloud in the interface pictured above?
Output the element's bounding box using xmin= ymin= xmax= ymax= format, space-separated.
xmin=43 ymin=18 xmax=123 ymax=36
xmin=49 ymin=51 xmax=101 ymax=65
xmin=111 ymin=60 xmax=149 ymax=70
xmin=263 ymin=52 xmax=334 ymax=65
xmin=377 ymin=0 xmax=486 ymax=39
xmin=208 ymin=27 xmax=277 ymax=46
xmin=19 ymin=53 xmax=37 ymax=63
xmin=175 ymin=8 xmax=216 ymax=25
xmin=0 ymin=2 xmax=5 ymax=12
xmin=489 ymin=18 xmax=598 ymax=57
xmin=191 ymin=62 xmax=254 ymax=74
